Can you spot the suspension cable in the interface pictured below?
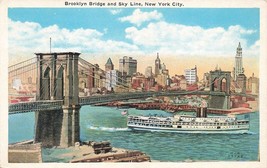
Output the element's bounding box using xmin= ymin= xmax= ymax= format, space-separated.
xmin=78 ymin=58 xmax=131 ymax=89
xmin=78 ymin=63 xmax=130 ymax=91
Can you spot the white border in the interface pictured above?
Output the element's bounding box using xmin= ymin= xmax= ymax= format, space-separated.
xmin=1 ymin=0 xmax=266 ymax=168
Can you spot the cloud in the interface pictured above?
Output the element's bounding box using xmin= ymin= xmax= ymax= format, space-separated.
xmin=246 ymin=40 xmax=259 ymax=56
xmin=8 ymin=19 xmax=139 ymax=62
xmin=119 ymin=9 xmax=163 ymax=27
xmin=8 ymin=15 xmax=259 ymax=67
xmin=125 ymin=21 xmax=258 ymax=57
xmin=110 ymin=9 xmax=122 ymax=15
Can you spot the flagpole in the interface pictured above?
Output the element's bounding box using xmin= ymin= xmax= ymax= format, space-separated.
xmin=50 ymin=37 xmax=51 ymax=53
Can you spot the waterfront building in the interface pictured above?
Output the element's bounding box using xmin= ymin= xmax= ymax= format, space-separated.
xmin=145 ymin=66 xmax=153 ymax=78
xmin=78 ymin=70 xmax=89 ymax=95
xmin=131 ymin=73 xmax=145 ymax=91
xmin=131 ymin=72 xmax=155 ymax=91
xmin=154 ymin=53 xmax=161 ymax=76
xmin=144 ymin=77 xmax=155 ymax=91
xmin=9 ymin=78 xmax=36 ymax=103
xmin=184 ymin=66 xmax=198 ymax=84
xmin=166 ymin=77 xmax=172 ymax=87
xmin=236 ymin=74 xmax=247 ymax=93
xmin=81 ymin=65 xmax=104 ymax=94
xmin=105 ymin=58 xmax=114 ymax=71
xmin=233 ymin=42 xmax=244 ymax=81
xmin=12 ymin=78 xmax=22 ymax=91
xmin=88 ymin=66 xmax=95 ymax=90
xmin=153 ymin=84 xmax=163 ymax=92
xmin=125 ymin=76 xmax=132 ymax=89
xmin=247 ymin=73 xmax=259 ymax=94
xmin=106 ymin=70 xmax=122 ymax=91
xmin=28 ymin=77 xmax=32 ymax=84
xmin=156 ymin=73 xmax=169 ymax=87
xmin=119 ymin=56 xmax=137 ymax=76
xmin=180 ymin=78 xmax=187 ymax=90
xmin=100 ymin=78 xmax=106 ymax=89
xmin=93 ymin=64 xmax=103 ymax=89
xmin=79 ymin=65 xmax=102 ymax=95
xmin=171 ymin=75 xmax=187 ymax=90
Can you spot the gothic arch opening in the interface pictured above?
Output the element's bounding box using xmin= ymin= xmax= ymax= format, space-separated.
xmin=56 ymin=66 xmax=64 ymax=99
xmin=211 ymin=77 xmax=219 ymax=91
xmin=220 ymin=77 xmax=227 ymax=92
xmin=43 ymin=66 xmax=51 ymax=100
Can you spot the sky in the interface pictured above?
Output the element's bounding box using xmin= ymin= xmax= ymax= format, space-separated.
xmin=8 ymin=8 xmax=260 ymax=77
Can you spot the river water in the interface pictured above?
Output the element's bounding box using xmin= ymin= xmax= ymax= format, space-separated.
xmin=8 ymin=105 xmax=259 ymax=162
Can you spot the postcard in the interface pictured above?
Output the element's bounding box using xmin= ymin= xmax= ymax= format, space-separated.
xmin=1 ymin=0 xmax=267 ymax=168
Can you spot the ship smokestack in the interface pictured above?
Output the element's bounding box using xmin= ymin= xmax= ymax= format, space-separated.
xmin=196 ymin=107 xmax=207 ymax=118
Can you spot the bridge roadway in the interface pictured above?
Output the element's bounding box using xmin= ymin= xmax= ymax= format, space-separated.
xmin=8 ymin=91 xmax=257 ymax=114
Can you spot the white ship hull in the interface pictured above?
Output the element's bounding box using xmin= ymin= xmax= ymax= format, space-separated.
xmin=127 ymin=115 xmax=250 ymax=134
xmin=128 ymin=125 xmax=249 ymax=134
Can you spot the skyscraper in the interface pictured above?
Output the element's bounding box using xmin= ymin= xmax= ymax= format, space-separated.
xmin=184 ymin=66 xmax=198 ymax=84
xmin=106 ymin=70 xmax=122 ymax=91
xmin=233 ymin=42 xmax=244 ymax=81
xmin=119 ymin=56 xmax=137 ymax=76
xmin=247 ymin=73 xmax=259 ymax=94
xmin=145 ymin=66 xmax=153 ymax=78
xmin=105 ymin=58 xmax=114 ymax=71
xmin=155 ymin=53 xmax=161 ymax=76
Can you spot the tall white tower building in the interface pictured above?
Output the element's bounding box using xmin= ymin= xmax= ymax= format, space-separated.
xmin=155 ymin=53 xmax=161 ymax=76
xmin=233 ymin=42 xmax=244 ymax=81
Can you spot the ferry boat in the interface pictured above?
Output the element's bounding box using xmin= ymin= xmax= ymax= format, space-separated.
xmin=127 ymin=108 xmax=250 ymax=134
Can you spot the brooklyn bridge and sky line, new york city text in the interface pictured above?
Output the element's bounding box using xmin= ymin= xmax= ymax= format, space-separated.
xmin=65 ymin=1 xmax=184 ymax=7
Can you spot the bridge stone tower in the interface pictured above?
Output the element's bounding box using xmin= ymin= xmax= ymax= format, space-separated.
xmin=35 ymin=52 xmax=80 ymax=148
xmin=209 ymin=69 xmax=231 ymax=109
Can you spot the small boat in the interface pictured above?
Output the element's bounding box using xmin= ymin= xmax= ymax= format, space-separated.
xmin=127 ymin=108 xmax=249 ymax=134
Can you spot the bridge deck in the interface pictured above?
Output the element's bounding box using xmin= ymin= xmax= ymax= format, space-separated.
xmin=8 ymin=91 xmax=257 ymax=114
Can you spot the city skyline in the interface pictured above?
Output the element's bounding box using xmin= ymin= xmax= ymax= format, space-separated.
xmin=95 ymin=49 xmax=258 ymax=79
xmin=8 ymin=8 xmax=259 ymax=77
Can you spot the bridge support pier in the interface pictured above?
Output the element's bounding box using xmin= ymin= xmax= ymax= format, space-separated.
xmin=60 ymin=105 xmax=80 ymax=148
xmin=209 ymin=95 xmax=230 ymax=109
xmin=34 ymin=105 xmax=80 ymax=148
xmin=34 ymin=110 xmax=63 ymax=147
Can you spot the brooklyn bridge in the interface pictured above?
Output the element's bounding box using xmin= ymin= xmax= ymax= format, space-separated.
xmin=8 ymin=52 xmax=257 ymax=147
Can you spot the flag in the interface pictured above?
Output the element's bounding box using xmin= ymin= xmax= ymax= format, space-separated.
xmin=121 ymin=110 xmax=128 ymax=116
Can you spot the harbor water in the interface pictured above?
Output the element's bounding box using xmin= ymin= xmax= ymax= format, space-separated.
xmin=8 ymin=105 xmax=259 ymax=162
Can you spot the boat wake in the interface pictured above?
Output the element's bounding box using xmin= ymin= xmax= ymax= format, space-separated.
xmin=131 ymin=128 xmax=254 ymax=134
xmin=246 ymin=131 xmax=257 ymax=135
xmin=87 ymin=125 xmax=130 ymax=132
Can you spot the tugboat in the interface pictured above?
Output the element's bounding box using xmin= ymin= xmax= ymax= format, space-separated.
xmin=127 ymin=107 xmax=249 ymax=134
